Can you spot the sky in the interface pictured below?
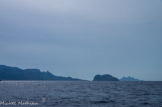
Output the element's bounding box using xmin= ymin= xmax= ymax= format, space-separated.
xmin=0 ymin=0 xmax=162 ymax=81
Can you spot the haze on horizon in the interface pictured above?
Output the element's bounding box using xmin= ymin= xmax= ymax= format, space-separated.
xmin=0 ymin=0 xmax=162 ymax=81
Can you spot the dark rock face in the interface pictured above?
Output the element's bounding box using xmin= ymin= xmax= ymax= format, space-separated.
xmin=0 ymin=65 xmax=80 ymax=81
xmin=93 ymin=74 xmax=119 ymax=81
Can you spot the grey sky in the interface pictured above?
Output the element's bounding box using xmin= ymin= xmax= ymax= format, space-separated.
xmin=0 ymin=0 xmax=162 ymax=81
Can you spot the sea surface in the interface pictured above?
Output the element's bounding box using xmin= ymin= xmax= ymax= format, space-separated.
xmin=0 ymin=81 xmax=162 ymax=107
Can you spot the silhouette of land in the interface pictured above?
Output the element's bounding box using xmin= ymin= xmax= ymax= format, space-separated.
xmin=0 ymin=65 xmax=81 ymax=81
xmin=93 ymin=74 xmax=119 ymax=81
xmin=0 ymin=65 xmax=142 ymax=81
xmin=120 ymin=76 xmax=142 ymax=81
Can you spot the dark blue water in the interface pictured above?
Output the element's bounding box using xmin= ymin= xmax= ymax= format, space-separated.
xmin=0 ymin=81 xmax=162 ymax=107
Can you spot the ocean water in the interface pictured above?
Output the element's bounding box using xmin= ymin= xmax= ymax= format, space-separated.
xmin=0 ymin=81 xmax=162 ymax=107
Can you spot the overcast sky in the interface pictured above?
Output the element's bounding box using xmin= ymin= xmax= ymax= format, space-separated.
xmin=0 ymin=0 xmax=162 ymax=81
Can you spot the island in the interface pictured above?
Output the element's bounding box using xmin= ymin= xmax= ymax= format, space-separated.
xmin=93 ymin=74 xmax=119 ymax=81
xmin=120 ymin=76 xmax=142 ymax=81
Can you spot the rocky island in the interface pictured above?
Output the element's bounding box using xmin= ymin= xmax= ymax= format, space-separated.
xmin=120 ymin=76 xmax=142 ymax=81
xmin=93 ymin=74 xmax=119 ymax=81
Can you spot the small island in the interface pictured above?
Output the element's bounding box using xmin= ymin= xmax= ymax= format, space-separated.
xmin=120 ymin=76 xmax=142 ymax=81
xmin=93 ymin=74 xmax=119 ymax=81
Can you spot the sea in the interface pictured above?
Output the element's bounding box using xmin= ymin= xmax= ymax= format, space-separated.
xmin=0 ymin=81 xmax=162 ymax=107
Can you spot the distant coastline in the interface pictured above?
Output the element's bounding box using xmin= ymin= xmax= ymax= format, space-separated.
xmin=0 ymin=65 xmax=142 ymax=81
xmin=0 ymin=65 xmax=81 ymax=81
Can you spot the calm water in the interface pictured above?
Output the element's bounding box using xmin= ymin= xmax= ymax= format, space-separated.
xmin=0 ymin=81 xmax=162 ymax=107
